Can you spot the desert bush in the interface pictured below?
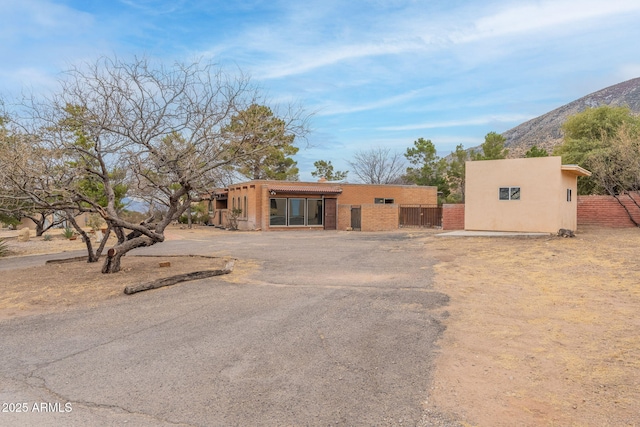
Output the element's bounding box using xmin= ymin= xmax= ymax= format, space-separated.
xmin=43 ymin=234 xmax=53 ymax=241
xmin=86 ymin=214 xmax=105 ymax=231
xmin=62 ymin=227 xmax=74 ymax=239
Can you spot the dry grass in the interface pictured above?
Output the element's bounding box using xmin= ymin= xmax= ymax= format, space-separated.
xmin=427 ymin=227 xmax=640 ymax=427
xmin=0 ymin=255 xmax=231 ymax=320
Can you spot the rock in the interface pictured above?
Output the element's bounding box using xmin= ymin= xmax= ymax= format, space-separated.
xmin=17 ymin=228 xmax=30 ymax=242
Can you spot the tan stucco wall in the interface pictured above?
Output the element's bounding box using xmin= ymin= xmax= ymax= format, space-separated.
xmin=218 ymin=181 xmax=437 ymax=231
xmin=465 ymin=157 xmax=578 ymax=233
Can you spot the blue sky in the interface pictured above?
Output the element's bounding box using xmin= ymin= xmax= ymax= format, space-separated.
xmin=2 ymin=0 xmax=640 ymax=181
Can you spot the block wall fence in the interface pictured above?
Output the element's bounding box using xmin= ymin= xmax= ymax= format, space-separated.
xmin=442 ymin=194 xmax=640 ymax=230
xmin=442 ymin=204 xmax=465 ymax=230
xmin=576 ymin=194 xmax=639 ymax=228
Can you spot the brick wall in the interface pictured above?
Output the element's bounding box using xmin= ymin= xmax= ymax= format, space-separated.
xmin=442 ymin=196 xmax=640 ymax=230
xmin=337 ymin=204 xmax=351 ymax=230
xmin=442 ymin=204 xmax=465 ymax=230
xmin=339 ymin=204 xmax=399 ymax=231
xmin=361 ymin=204 xmax=398 ymax=231
xmin=577 ymin=195 xmax=640 ymax=228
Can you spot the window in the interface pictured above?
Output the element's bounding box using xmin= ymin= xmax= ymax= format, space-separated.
xmin=307 ymin=199 xmax=323 ymax=225
xmin=374 ymin=198 xmax=395 ymax=204
xmin=288 ymin=198 xmax=305 ymax=226
xmin=567 ymin=189 xmax=572 ymax=202
xmin=270 ymin=198 xmax=287 ymax=226
xmin=499 ymin=187 xmax=520 ymax=200
xmin=269 ymin=198 xmax=324 ymax=227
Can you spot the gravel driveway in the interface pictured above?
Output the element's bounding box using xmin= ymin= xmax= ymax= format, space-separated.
xmin=0 ymin=229 xmax=459 ymax=426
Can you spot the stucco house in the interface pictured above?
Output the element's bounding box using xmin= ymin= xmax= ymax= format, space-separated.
xmin=464 ymin=156 xmax=591 ymax=233
xmin=205 ymin=180 xmax=438 ymax=231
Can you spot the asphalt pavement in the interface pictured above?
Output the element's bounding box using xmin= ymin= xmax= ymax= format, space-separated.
xmin=0 ymin=230 xmax=460 ymax=426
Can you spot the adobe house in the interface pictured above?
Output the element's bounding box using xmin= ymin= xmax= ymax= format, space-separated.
xmin=464 ymin=156 xmax=591 ymax=233
xmin=205 ymin=180 xmax=438 ymax=231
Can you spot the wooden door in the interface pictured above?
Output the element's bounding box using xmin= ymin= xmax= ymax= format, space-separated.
xmin=324 ymin=198 xmax=337 ymax=230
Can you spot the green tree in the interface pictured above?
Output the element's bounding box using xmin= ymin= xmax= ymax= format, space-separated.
xmin=404 ymin=138 xmax=449 ymax=198
xmin=223 ymin=104 xmax=299 ymax=180
xmin=311 ymin=160 xmax=348 ymax=181
xmin=446 ymin=144 xmax=469 ymax=202
xmin=554 ymin=105 xmax=640 ymax=194
xmin=471 ymin=131 xmax=509 ymax=160
xmin=524 ymin=145 xmax=549 ymax=158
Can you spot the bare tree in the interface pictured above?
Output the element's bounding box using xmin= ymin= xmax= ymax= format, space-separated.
xmin=348 ymin=147 xmax=406 ymax=184
xmin=587 ymin=125 xmax=640 ymax=226
xmin=9 ymin=56 xmax=309 ymax=273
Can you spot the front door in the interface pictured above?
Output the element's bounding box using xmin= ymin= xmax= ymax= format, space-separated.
xmin=351 ymin=206 xmax=361 ymax=230
xmin=324 ymin=198 xmax=337 ymax=230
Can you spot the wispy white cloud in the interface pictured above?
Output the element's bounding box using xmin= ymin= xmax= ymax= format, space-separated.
xmin=219 ymin=0 xmax=640 ymax=81
xmin=453 ymin=0 xmax=640 ymax=44
xmin=117 ymin=0 xmax=188 ymax=15
xmin=377 ymin=114 xmax=533 ymax=131
xmin=315 ymin=89 xmax=425 ymax=116
xmin=260 ymin=39 xmax=429 ymax=79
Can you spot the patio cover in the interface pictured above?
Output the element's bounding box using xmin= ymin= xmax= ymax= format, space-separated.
xmin=267 ymin=185 xmax=343 ymax=195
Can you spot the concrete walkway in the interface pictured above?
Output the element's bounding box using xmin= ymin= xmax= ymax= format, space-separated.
xmin=437 ymin=230 xmax=551 ymax=238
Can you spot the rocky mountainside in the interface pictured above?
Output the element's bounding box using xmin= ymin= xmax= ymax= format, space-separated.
xmin=501 ymin=77 xmax=640 ymax=157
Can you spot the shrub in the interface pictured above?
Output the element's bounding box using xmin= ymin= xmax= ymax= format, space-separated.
xmin=86 ymin=214 xmax=105 ymax=231
xmin=43 ymin=234 xmax=53 ymax=241
xmin=62 ymin=227 xmax=75 ymax=239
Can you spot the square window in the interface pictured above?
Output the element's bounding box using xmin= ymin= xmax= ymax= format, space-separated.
xmin=510 ymin=187 xmax=520 ymax=200
xmin=499 ymin=187 xmax=520 ymax=200
xmin=499 ymin=187 xmax=510 ymax=200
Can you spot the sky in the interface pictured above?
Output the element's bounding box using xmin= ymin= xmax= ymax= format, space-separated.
xmin=2 ymin=0 xmax=640 ymax=181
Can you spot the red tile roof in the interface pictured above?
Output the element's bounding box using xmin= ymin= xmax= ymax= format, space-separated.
xmin=267 ymin=185 xmax=343 ymax=195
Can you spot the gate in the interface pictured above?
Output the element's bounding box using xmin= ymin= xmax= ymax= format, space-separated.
xmin=399 ymin=205 xmax=442 ymax=228
xmin=351 ymin=206 xmax=361 ymax=230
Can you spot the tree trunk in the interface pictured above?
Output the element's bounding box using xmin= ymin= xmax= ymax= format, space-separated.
xmin=187 ymin=205 xmax=192 ymax=229
xmin=613 ymin=194 xmax=640 ymax=227
xmin=65 ymin=211 xmax=98 ymax=262
xmin=101 ymin=234 xmax=159 ymax=273
xmin=124 ymin=260 xmax=235 ymax=294
xmin=94 ymin=226 xmax=111 ymax=259
xmin=35 ymin=220 xmax=44 ymax=237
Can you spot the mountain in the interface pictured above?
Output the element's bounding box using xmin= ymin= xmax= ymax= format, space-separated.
xmin=501 ymin=77 xmax=640 ymax=157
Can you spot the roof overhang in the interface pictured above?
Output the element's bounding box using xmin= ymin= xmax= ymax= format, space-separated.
xmin=267 ymin=185 xmax=342 ymax=195
xmin=561 ymin=164 xmax=592 ymax=177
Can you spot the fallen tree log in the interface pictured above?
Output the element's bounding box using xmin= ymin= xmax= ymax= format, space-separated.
xmin=124 ymin=259 xmax=235 ymax=295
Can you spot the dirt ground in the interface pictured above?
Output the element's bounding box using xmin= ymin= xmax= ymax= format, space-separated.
xmin=427 ymin=226 xmax=640 ymax=427
xmin=1 ymin=226 xmax=639 ymax=426
xmin=0 ymin=228 xmax=231 ymax=320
